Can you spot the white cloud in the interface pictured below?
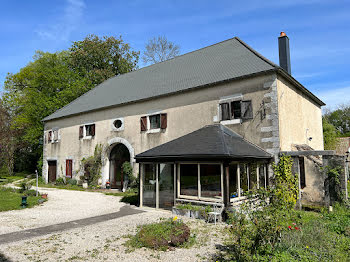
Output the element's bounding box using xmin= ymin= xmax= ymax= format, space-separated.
xmin=316 ymin=85 xmax=350 ymax=110
xmin=36 ymin=0 xmax=85 ymax=42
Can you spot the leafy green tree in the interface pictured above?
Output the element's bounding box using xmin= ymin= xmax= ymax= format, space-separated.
xmin=323 ymin=117 xmax=339 ymax=150
xmin=69 ymin=34 xmax=139 ymax=86
xmin=2 ymin=35 xmax=139 ymax=173
xmin=324 ymin=104 xmax=350 ymax=137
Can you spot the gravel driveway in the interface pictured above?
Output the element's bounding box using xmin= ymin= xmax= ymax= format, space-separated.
xmin=0 ymin=187 xmax=125 ymax=234
xmin=0 ymin=188 xmax=226 ymax=261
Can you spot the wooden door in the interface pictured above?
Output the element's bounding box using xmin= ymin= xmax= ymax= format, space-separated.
xmin=48 ymin=161 xmax=57 ymax=183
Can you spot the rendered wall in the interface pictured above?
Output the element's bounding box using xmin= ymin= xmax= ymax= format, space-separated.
xmin=42 ymin=73 xmax=278 ymax=185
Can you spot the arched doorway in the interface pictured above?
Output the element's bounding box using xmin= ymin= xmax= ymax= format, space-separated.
xmin=109 ymin=143 xmax=130 ymax=189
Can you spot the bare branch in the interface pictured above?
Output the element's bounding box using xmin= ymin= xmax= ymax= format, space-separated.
xmin=142 ymin=36 xmax=180 ymax=65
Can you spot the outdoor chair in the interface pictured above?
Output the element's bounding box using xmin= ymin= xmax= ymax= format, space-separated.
xmin=207 ymin=203 xmax=222 ymax=225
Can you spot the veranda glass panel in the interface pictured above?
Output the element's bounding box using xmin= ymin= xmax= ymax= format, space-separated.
xmin=143 ymin=164 xmax=156 ymax=207
xmin=200 ymin=164 xmax=221 ymax=199
xmin=159 ymin=164 xmax=174 ymax=209
xmin=259 ymin=165 xmax=265 ymax=189
xmin=229 ymin=164 xmax=238 ymax=199
xmin=180 ymin=164 xmax=198 ymax=197
xmin=249 ymin=164 xmax=257 ymax=190
xmin=240 ymin=164 xmax=248 ymax=195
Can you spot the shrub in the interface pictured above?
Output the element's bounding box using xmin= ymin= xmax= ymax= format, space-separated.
xmin=122 ymin=161 xmax=135 ymax=187
xmin=126 ymin=218 xmax=191 ymax=251
xmin=19 ymin=179 xmax=33 ymax=194
xmin=80 ymin=144 xmax=103 ymax=186
xmin=67 ymin=178 xmax=77 ymax=185
xmin=55 ymin=177 xmax=66 ymax=185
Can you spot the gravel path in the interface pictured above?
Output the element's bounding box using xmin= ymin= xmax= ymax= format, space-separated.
xmin=0 ymin=187 xmax=125 ymax=234
xmin=0 ymin=209 xmax=227 ymax=262
xmin=0 ymin=188 xmax=227 ymax=261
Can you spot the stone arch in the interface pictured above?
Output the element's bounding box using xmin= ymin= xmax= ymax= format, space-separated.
xmin=101 ymin=137 xmax=135 ymax=188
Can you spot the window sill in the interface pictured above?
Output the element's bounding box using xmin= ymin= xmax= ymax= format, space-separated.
xmin=146 ymin=128 xmax=161 ymax=134
xmin=221 ymin=119 xmax=242 ymax=125
xmin=83 ymin=136 xmax=92 ymax=140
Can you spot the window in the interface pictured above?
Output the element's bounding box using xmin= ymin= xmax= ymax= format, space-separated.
xmin=219 ymin=100 xmax=253 ymax=122
xmin=230 ymin=163 xmax=269 ymax=201
xmin=79 ymin=124 xmax=95 ymax=139
xmin=66 ymin=159 xmax=73 ymax=178
xmin=299 ymin=157 xmax=306 ymax=188
xmin=200 ymin=164 xmax=221 ymax=198
xmin=85 ymin=124 xmax=95 ymax=136
xmin=180 ymin=164 xmax=198 ymax=197
xmin=114 ymin=119 xmax=122 ymax=129
xmin=47 ymin=130 xmax=59 ymax=143
xmin=112 ymin=118 xmax=124 ymax=131
xmin=140 ymin=113 xmax=167 ymax=132
xmin=149 ymin=114 xmax=161 ymax=129
xmin=179 ymin=163 xmax=222 ymax=200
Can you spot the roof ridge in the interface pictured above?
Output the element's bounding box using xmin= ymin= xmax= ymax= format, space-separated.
xmin=234 ymin=37 xmax=279 ymax=69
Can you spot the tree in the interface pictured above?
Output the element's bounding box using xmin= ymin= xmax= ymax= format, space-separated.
xmin=324 ymin=104 xmax=350 ymax=137
xmin=69 ymin=35 xmax=139 ymax=86
xmin=2 ymin=34 xmax=139 ymax=173
xmin=0 ymin=101 xmax=22 ymax=176
xmin=142 ymin=36 xmax=180 ymax=64
xmin=323 ymin=117 xmax=339 ymax=150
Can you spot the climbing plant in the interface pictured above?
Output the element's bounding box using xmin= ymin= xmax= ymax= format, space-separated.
xmin=80 ymin=144 xmax=103 ymax=185
xmin=271 ymin=154 xmax=299 ymax=210
xmin=122 ymin=161 xmax=136 ymax=187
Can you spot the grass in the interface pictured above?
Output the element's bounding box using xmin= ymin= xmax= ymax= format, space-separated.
xmin=0 ymin=171 xmax=31 ymax=185
xmin=37 ymin=181 xmax=86 ymax=191
xmin=125 ymin=218 xmax=193 ymax=251
xmin=104 ymin=188 xmax=138 ymax=205
xmin=0 ymin=187 xmax=44 ymax=212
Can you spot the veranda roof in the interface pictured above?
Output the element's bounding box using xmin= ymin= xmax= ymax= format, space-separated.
xmin=135 ymin=125 xmax=272 ymax=162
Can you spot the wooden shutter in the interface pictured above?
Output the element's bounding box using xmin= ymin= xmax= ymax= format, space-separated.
xmin=44 ymin=133 xmax=47 ymax=144
xmin=66 ymin=160 xmax=72 ymax=178
xmin=220 ymin=103 xmax=230 ymax=120
xmin=160 ymin=113 xmax=167 ymax=129
xmin=91 ymin=124 xmax=95 ymax=136
xmin=79 ymin=126 xmax=84 ymax=139
xmin=241 ymin=100 xmax=253 ymax=120
xmin=140 ymin=116 xmax=147 ymax=131
xmin=48 ymin=131 xmax=52 ymax=142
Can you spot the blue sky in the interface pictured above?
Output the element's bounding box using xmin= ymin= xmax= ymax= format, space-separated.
xmin=0 ymin=0 xmax=349 ymax=110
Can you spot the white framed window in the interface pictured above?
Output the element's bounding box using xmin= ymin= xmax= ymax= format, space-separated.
xmin=79 ymin=123 xmax=95 ymax=139
xmin=140 ymin=113 xmax=167 ymax=133
xmin=178 ymin=163 xmax=223 ymax=202
xmin=219 ymin=95 xmax=253 ymax=125
xmin=46 ymin=129 xmax=60 ymax=144
xmin=111 ymin=118 xmax=124 ymax=131
xmin=229 ymin=163 xmax=269 ymax=203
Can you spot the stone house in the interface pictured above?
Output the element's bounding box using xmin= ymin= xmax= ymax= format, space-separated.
xmin=42 ymin=33 xmax=331 ymax=209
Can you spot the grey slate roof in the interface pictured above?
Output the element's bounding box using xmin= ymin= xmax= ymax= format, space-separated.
xmin=135 ymin=125 xmax=272 ymax=162
xmin=43 ymin=37 xmax=324 ymax=121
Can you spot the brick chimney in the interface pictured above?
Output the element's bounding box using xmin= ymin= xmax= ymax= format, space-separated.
xmin=278 ymin=32 xmax=291 ymax=75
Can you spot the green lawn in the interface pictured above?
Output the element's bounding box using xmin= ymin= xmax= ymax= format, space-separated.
xmin=105 ymin=189 xmax=138 ymax=205
xmin=37 ymin=181 xmax=86 ymax=191
xmin=0 ymin=187 xmax=43 ymax=212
